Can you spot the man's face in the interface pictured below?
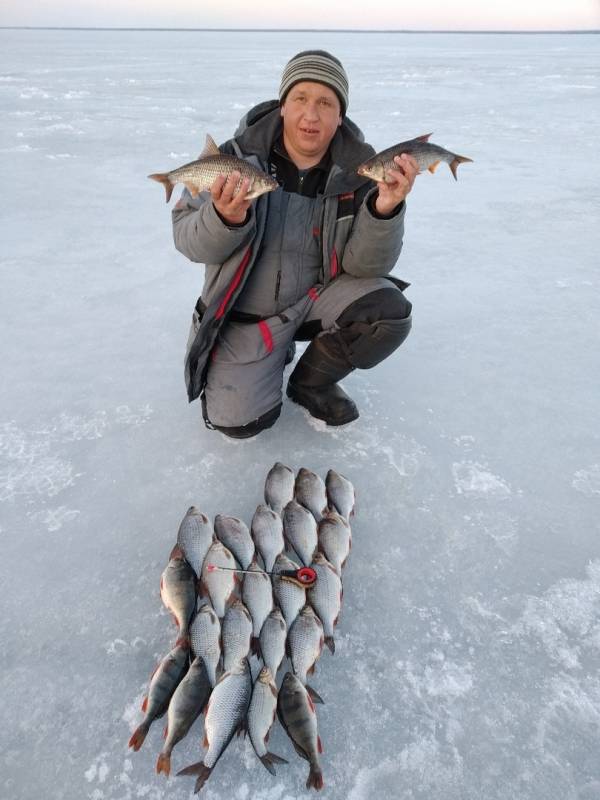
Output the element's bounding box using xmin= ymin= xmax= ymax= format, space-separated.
xmin=280 ymin=81 xmax=342 ymax=165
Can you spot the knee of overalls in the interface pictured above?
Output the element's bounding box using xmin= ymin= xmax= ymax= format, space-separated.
xmin=334 ymin=286 xmax=413 ymax=370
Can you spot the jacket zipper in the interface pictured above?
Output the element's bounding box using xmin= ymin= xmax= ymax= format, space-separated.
xmin=274 ymin=270 xmax=281 ymax=300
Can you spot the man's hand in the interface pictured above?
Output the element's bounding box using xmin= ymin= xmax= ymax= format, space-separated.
xmin=211 ymin=171 xmax=252 ymax=225
xmin=374 ymin=153 xmax=419 ymax=217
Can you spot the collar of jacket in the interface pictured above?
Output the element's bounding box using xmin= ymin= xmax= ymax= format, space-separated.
xmin=230 ymin=99 xmax=375 ymax=197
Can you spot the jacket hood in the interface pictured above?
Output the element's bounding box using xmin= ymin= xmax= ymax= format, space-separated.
xmin=231 ymin=99 xmax=375 ymax=196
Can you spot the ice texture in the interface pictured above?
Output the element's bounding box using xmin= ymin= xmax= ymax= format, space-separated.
xmin=1 ymin=28 xmax=599 ymax=800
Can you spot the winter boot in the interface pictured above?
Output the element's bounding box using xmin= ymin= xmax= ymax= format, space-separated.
xmin=286 ymin=336 xmax=359 ymax=425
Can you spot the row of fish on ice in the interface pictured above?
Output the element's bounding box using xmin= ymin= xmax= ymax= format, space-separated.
xmin=127 ymin=464 xmax=355 ymax=792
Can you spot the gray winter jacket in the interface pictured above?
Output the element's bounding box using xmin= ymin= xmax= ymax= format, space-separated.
xmin=173 ymin=101 xmax=407 ymax=403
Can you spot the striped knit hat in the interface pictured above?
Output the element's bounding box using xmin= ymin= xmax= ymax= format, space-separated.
xmin=279 ymin=50 xmax=349 ymax=115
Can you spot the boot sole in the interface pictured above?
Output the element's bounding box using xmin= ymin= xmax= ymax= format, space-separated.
xmin=286 ymin=386 xmax=359 ymax=426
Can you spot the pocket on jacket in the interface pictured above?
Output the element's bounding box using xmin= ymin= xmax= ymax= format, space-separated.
xmin=212 ymin=313 xmax=294 ymax=366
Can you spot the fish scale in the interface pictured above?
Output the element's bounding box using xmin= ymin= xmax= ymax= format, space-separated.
xmin=294 ymin=468 xmax=328 ymax=522
xmin=282 ymin=500 xmax=318 ymax=567
xmin=251 ymin=504 xmax=285 ymax=573
xmin=248 ymin=667 xmax=288 ymax=775
xmin=242 ymin=560 xmax=273 ymax=645
xmin=189 ymin=604 xmax=221 ymax=687
xmin=259 ymin=607 xmax=287 ymax=677
xmin=264 ymin=462 xmax=295 ymax=514
xmin=277 ymin=672 xmax=324 ymax=791
xmin=317 ymin=511 xmax=352 ymax=576
xmin=176 ymin=506 xmax=214 ymax=579
xmin=307 ymin=552 xmax=342 ymax=654
xmin=325 ymin=470 xmax=355 ymax=521
xmin=272 ymin=553 xmax=306 ymax=628
xmin=214 ymin=514 xmax=255 ymax=570
xmin=221 ymin=600 xmax=253 ymax=672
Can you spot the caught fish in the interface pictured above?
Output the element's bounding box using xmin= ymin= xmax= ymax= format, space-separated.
xmin=307 ymin=553 xmax=342 ymax=655
xmin=156 ymin=656 xmax=211 ymax=776
xmin=273 ymin=553 xmax=306 ymax=629
xmin=242 ymin=559 xmax=273 ymax=654
xmin=221 ymin=600 xmax=253 ymax=672
xmin=264 ymin=462 xmax=295 ymax=514
xmin=200 ymin=540 xmax=238 ymax=618
xmin=259 ymin=607 xmax=287 ymax=678
xmin=295 ymin=468 xmax=328 ymax=522
xmin=317 ymin=511 xmax=352 ymax=576
xmin=288 ymin=606 xmax=325 ymax=705
xmin=178 ymin=659 xmax=252 ymax=793
xmin=149 ymin=134 xmax=278 ymax=203
xmin=160 ymin=544 xmax=197 ymax=640
xmin=325 ymin=470 xmax=355 ymax=521
xmin=251 ymin=504 xmax=285 ymax=573
xmin=128 ymin=639 xmax=190 ymax=752
xmin=248 ymin=667 xmax=288 ymax=775
xmin=357 ymin=133 xmax=473 ymax=182
xmin=277 ymin=672 xmax=324 ymax=791
xmin=189 ymin=603 xmax=221 ymax=688
xmin=177 ymin=507 xmax=215 ymax=579
xmin=283 ymin=500 xmax=318 ymax=567
xmin=214 ymin=514 xmax=255 ymax=570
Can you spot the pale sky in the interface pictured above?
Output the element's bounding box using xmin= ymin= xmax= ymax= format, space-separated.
xmin=1 ymin=0 xmax=599 ymax=30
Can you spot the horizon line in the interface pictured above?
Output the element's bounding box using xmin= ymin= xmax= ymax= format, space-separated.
xmin=1 ymin=26 xmax=599 ymax=34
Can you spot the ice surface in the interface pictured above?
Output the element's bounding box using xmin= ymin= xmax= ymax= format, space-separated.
xmin=1 ymin=28 xmax=599 ymax=800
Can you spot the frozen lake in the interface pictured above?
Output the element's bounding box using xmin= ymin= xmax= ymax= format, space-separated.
xmin=1 ymin=28 xmax=599 ymax=800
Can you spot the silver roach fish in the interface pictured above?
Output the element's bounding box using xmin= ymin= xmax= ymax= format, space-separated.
xmin=308 ymin=552 xmax=342 ymax=654
xmin=221 ymin=600 xmax=253 ymax=672
xmin=189 ymin=603 xmax=221 ymax=688
xmin=242 ymin=559 xmax=273 ymax=654
xmin=317 ymin=511 xmax=352 ymax=577
xmin=178 ymin=659 xmax=252 ymax=793
xmin=277 ymin=672 xmax=324 ymax=791
xmin=200 ymin=540 xmax=238 ymax=618
xmin=156 ymin=655 xmax=211 ymax=776
xmin=325 ymin=469 xmax=355 ymax=521
xmin=214 ymin=514 xmax=255 ymax=570
xmin=177 ymin=507 xmax=215 ymax=579
xmin=264 ymin=462 xmax=295 ymax=514
xmin=251 ymin=504 xmax=285 ymax=573
xmin=128 ymin=639 xmax=190 ymax=752
xmin=259 ymin=606 xmax=287 ymax=677
xmin=357 ymin=133 xmax=473 ymax=182
xmin=273 ymin=553 xmax=306 ymax=629
xmin=160 ymin=544 xmax=197 ymax=640
xmin=295 ymin=468 xmax=328 ymax=522
xmin=288 ymin=605 xmax=325 ymax=705
xmin=248 ymin=667 xmax=288 ymax=775
xmin=283 ymin=499 xmax=318 ymax=567
xmin=149 ymin=134 xmax=278 ymax=203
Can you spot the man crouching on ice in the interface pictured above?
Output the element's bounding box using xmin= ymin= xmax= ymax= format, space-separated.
xmin=173 ymin=50 xmax=417 ymax=438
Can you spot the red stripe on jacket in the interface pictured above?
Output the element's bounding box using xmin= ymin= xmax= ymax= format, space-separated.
xmin=258 ymin=320 xmax=274 ymax=353
xmin=214 ymin=247 xmax=252 ymax=320
xmin=330 ymin=247 xmax=339 ymax=279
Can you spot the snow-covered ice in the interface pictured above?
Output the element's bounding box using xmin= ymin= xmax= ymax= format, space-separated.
xmin=1 ymin=28 xmax=599 ymax=800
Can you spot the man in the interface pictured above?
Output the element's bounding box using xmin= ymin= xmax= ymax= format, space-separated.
xmin=173 ymin=50 xmax=417 ymax=438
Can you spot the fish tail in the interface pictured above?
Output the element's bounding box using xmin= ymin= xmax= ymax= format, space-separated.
xmin=449 ymin=155 xmax=473 ymax=181
xmin=148 ymin=172 xmax=174 ymax=203
xmin=307 ymin=763 xmax=324 ymax=791
xmin=156 ymin=751 xmax=171 ymax=776
xmin=177 ymin=761 xmax=212 ymax=792
xmin=306 ymin=684 xmax=325 ymax=705
xmin=325 ymin=635 xmax=335 ymax=655
xmin=259 ymin=752 xmax=288 ymax=776
xmin=250 ymin=636 xmax=261 ymax=657
xmin=128 ymin=720 xmax=150 ymax=751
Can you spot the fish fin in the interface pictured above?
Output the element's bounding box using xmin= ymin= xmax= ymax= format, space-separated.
xmin=169 ymin=543 xmax=185 ymax=560
xmin=449 ymin=155 xmax=473 ymax=180
xmin=317 ymin=735 xmax=324 ymax=754
xmin=306 ymin=684 xmax=324 ymax=705
xmin=236 ymin=716 xmax=248 ymax=738
xmin=307 ymin=663 xmax=316 ymax=676
xmin=325 ymin=635 xmax=335 ymax=655
xmin=250 ymin=636 xmax=261 ymax=657
xmin=148 ymin=173 xmax=174 ymax=203
xmin=199 ymin=134 xmax=221 ymax=159
xmin=184 ymin=182 xmax=200 ymax=198
xmin=163 ymin=724 xmax=168 ymax=740
xmin=427 ymin=160 xmax=441 ymax=174
xmin=259 ymin=752 xmax=288 ymax=776
xmin=291 ymin=740 xmax=310 ymax=762
xmin=307 ymin=764 xmax=324 ymax=791
xmin=307 ymin=693 xmax=316 ymax=714
xmin=416 ymin=132 xmax=433 ymax=142
xmin=141 ymin=696 xmax=148 ymax=713
xmin=156 ymin=752 xmax=171 ymax=776
xmin=269 ymin=683 xmax=278 ymax=699
xmin=203 ymin=732 xmax=209 ymax=749
xmin=128 ymin=721 xmax=150 ymax=751
xmin=176 ymin=762 xmax=212 ymax=792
